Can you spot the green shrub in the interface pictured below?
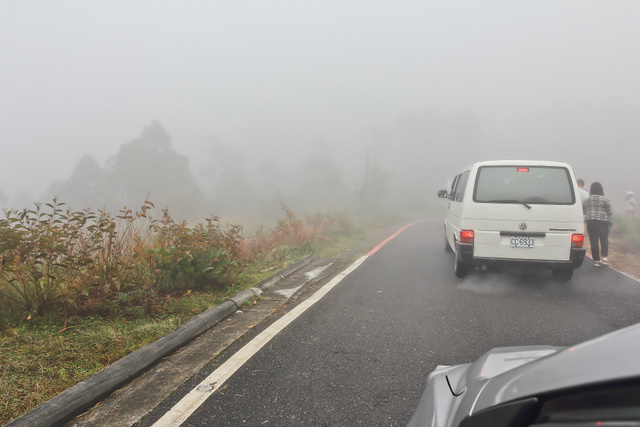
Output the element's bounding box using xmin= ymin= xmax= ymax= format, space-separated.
xmin=0 ymin=200 xmax=243 ymax=320
xmin=0 ymin=200 xmax=83 ymax=315
xmin=0 ymin=199 xmax=352 ymax=323
xmin=148 ymin=246 xmax=233 ymax=292
xmin=147 ymin=211 xmax=239 ymax=293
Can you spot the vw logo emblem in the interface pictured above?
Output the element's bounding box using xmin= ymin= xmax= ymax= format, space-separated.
xmin=519 ymin=222 xmax=528 ymax=231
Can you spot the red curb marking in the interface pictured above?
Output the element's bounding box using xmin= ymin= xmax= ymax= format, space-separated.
xmin=366 ymin=220 xmax=430 ymax=256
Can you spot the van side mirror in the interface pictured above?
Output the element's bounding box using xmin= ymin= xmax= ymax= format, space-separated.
xmin=438 ymin=190 xmax=448 ymax=198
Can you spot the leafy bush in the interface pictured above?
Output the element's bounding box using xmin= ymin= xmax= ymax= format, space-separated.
xmin=147 ymin=211 xmax=240 ymax=292
xmin=0 ymin=200 xmax=241 ymax=321
xmin=245 ymin=205 xmax=354 ymax=266
xmin=148 ymin=246 xmax=232 ymax=292
xmin=0 ymin=200 xmax=90 ymax=316
xmin=304 ymin=211 xmax=353 ymax=239
xmin=0 ymin=199 xmax=353 ymax=323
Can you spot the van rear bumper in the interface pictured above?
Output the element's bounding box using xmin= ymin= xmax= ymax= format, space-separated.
xmin=456 ymin=241 xmax=585 ymax=270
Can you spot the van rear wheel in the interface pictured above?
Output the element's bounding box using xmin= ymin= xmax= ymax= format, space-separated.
xmin=552 ymin=269 xmax=573 ymax=282
xmin=454 ymin=250 xmax=469 ymax=278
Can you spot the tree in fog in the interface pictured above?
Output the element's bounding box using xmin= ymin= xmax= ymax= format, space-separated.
xmin=42 ymin=154 xmax=108 ymax=209
xmin=199 ymin=141 xmax=253 ymax=215
xmin=358 ymin=154 xmax=392 ymax=211
xmin=251 ymin=159 xmax=288 ymax=217
xmin=390 ymin=109 xmax=453 ymax=201
xmin=105 ymin=121 xmax=204 ymax=219
xmin=254 ymin=159 xmax=283 ymax=196
xmin=293 ymin=148 xmax=348 ymax=211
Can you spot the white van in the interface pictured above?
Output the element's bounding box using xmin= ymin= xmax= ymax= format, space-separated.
xmin=438 ymin=160 xmax=586 ymax=281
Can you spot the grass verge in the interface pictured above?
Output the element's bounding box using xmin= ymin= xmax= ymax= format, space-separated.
xmin=606 ymin=215 xmax=640 ymax=279
xmin=0 ymin=290 xmax=234 ymax=424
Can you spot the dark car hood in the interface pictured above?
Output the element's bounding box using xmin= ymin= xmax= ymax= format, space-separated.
xmin=472 ymin=324 xmax=640 ymax=413
xmin=409 ymin=323 xmax=640 ymax=427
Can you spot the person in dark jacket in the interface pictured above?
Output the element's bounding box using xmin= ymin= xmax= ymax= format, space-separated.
xmin=583 ymin=182 xmax=613 ymax=267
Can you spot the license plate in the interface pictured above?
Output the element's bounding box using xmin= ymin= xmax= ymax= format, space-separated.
xmin=511 ymin=236 xmax=535 ymax=248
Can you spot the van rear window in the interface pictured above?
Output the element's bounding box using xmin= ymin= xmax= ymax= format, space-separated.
xmin=474 ymin=166 xmax=575 ymax=205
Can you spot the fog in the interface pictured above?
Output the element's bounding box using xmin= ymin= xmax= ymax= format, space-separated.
xmin=2 ymin=2 xmax=640 ymax=223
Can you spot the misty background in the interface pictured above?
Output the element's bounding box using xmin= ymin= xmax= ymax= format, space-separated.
xmin=2 ymin=2 xmax=639 ymax=224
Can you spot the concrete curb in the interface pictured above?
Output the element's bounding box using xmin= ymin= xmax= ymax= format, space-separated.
xmin=6 ymin=255 xmax=319 ymax=427
xmin=254 ymin=255 xmax=318 ymax=290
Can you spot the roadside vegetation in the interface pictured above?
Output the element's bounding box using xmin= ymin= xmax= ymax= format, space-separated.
xmin=608 ymin=214 xmax=640 ymax=278
xmin=0 ymin=199 xmax=389 ymax=424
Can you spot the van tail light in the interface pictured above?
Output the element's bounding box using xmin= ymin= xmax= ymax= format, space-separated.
xmin=571 ymin=234 xmax=584 ymax=248
xmin=460 ymin=230 xmax=475 ymax=243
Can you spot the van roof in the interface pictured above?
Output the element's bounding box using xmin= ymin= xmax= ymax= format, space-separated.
xmin=465 ymin=160 xmax=572 ymax=169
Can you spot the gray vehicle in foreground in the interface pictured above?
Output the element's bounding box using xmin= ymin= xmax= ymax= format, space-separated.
xmin=408 ymin=324 xmax=640 ymax=426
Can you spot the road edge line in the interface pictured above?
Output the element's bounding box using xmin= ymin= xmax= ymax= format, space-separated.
xmin=152 ymin=255 xmax=370 ymax=427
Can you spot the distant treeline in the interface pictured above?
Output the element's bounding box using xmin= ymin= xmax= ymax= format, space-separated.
xmin=2 ymin=121 xmax=400 ymax=221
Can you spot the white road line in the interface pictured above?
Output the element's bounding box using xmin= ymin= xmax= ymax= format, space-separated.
xmin=585 ymin=252 xmax=639 ymax=282
xmin=152 ymin=255 xmax=370 ymax=427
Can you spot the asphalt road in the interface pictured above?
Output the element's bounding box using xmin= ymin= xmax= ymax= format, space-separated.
xmin=138 ymin=219 xmax=640 ymax=426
